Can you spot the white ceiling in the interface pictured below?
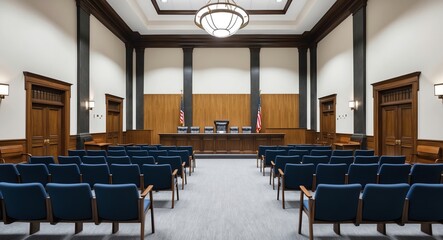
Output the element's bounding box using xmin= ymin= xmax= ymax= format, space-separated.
xmin=106 ymin=0 xmax=336 ymax=35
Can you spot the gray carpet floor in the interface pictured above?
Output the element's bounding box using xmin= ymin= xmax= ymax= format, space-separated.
xmin=1 ymin=158 xmax=443 ymax=239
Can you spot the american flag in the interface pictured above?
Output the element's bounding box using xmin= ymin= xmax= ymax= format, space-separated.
xmin=179 ymin=95 xmax=185 ymax=126
xmin=256 ymin=94 xmax=262 ymax=133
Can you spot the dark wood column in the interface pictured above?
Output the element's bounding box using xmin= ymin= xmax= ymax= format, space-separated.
xmin=135 ymin=48 xmax=145 ymax=130
xmin=125 ymin=44 xmax=133 ymax=130
xmin=353 ymin=5 xmax=367 ymax=134
xmin=309 ymin=45 xmax=318 ymax=131
xmin=250 ymin=48 xmax=260 ymax=132
xmin=298 ymin=47 xmax=308 ymax=129
xmin=76 ymin=4 xmax=90 ymax=134
xmin=183 ymin=48 xmax=193 ymax=128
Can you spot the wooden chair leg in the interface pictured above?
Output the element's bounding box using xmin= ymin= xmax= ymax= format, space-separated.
xmin=151 ymin=205 xmax=155 ymax=233
xmin=189 ymin=164 xmax=192 ymax=176
xmin=185 ymin=169 xmax=188 ymax=184
xmin=282 ymin=188 xmax=285 ymax=209
xmin=333 ymin=223 xmax=340 ymax=235
xmin=171 ymin=184 xmax=175 ymax=209
xmin=29 ymin=222 xmax=40 ymax=235
xmin=376 ymin=223 xmax=386 ymax=235
xmin=421 ymin=223 xmax=433 ymax=235
xmin=309 ymin=221 xmax=314 ymax=240
xmin=176 ymin=181 xmax=180 ymax=200
xmin=256 ymin=158 xmax=259 ymax=168
xmin=112 ymin=222 xmax=119 ymax=233
xmin=182 ymin=176 xmax=184 ymax=190
xmin=75 ymin=222 xmax=83 ymax=234
xmin=269 ymin=167 xmax=272 ymax=185
xmin=298 ymin=207 xmax=303 ymax=234
xmin=272 ymin=174 xmax=275 ymax=190
xmin=277 ymin=177 xmax=280 ymax=200
xmin=140 ymin=218 xmax=145 ymax=240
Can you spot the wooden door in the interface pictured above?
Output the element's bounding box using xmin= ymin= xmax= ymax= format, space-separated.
xmin=31 ymin=105 xmax=62 ymax=156
xmin=106 ymin=94 xmax=123 ymax=144
xmin=382 ymin=104 xmax=413 ymax=159
xmin=319 ymin=95 xmax=336 ymax=145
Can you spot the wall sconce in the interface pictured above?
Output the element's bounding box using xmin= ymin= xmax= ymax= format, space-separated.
xmin=349 ymin=100 xmax=358 ymax=110
xmin=0 ymin=83 xmax=9 ymax=99
xmin=87 ymin=100 xmax=95 ymax=110
xmin=434 ymin=83 xmax=443 ymax=99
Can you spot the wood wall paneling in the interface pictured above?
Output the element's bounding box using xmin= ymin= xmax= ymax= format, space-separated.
xmin=261 ymin=94 xmax=299 ymax=129
xmin=126 ymin=130 xmax=152 ymax=145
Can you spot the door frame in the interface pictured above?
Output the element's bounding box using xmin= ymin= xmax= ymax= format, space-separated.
xmin=24 ymin=72 xmax=72 ymax=156
xmin=105 ymin=94 xmax=123 ymax=144
xmin=372 ymin=72 xmax=420 ymax=157
xmin=319 ymin=94 xmax=337 ymax=145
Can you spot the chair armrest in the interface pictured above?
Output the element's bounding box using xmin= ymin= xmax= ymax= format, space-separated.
xmin=271 ymin=161 xmax=275 ymax=166
xmin=172 ymin=169 xmax=178 ymax=176
xmin=278 ymin=168 xmax=284 ymax=176
xmin=182 ymin=162 xmax=186 ymax=167
xmin=300 ymin=185 xmax=312 ymax=199
xmin=141 ymin=185 xmax=153 ymax=198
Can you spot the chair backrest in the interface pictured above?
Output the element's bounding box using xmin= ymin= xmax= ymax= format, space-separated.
xmin=158 ymin=146 xmax=177 ymax=151
xmin=68 ymin=150 xmax=86 ymax=158
xmin=131 ymin=156 xmax=156 ymax=170
xmin=379 ymin=155 xmax=406 ymax=165
xmin=277 ymin=146 xmax=293 ymax=154
xmin=313 ymin=146 xmax=332 ymax=151
xmin=274 ymin=155 xmax=301 ymax=175
xmin=264 ymin=149 xmax=286 ymax=166
xmin=16 ymin=163 xmax=49 ymax=185
xmin=80 ymin=164 xmax=110 ymax=188
xmin=168 ymin=150 xmax=190 ymax=166
xmin=0 ymin=182 xmax=47 ymax=220
xmin=409 ymin=163 xmax=443 ymax=184
xmin=29 ymin=156 xmax=55 ymax=165
xmin=142 ymin=164 xmax=172 ymax=190
xmin=48 ymin=164 xmax=81 ymax=183
xmin=284 ymin=163 xmax=315 ymax=190
xmin=107 ymin=150 xmax=127 ymax=156
xmin=82 ymin=156 xmax=107 ymax=165
xmin=94 ymin=183 xmax=140 ymax=221
xmin=288 ymin=149 xmax=309 ymax=158
xmin=127 ymin=150 xmax=149 ymax=159
xmin=315 ymin=163 xmax=348 ymax=187
xmin=310 ymin=150 xmax=332 ymax=157
xmin=258 ymin=146 xmax=278 ymax=158
xmin=110 ymin=164 xmax=141 ymax=187
xmin=332 ymin=150 xmax=354 ymax=156
xmin=0 ymin=164 xmax=20 ymax=183
xmin=301 ymin=155 xmax=330 ymax=168
xmin=148 ymin=150 xmax=168 ymax=162
xmin=157 ymin=156 xmax=182 ymax=176
xmin=314 ymin=184 xmax=361 ymax=221
xmin=406 ymin=183 xmax=443 ymax=221
xmin=329 ymin=156 xmax=354 ymax=167
xmin=354 ymin=149 xmax=375 ymax=156
xmin=86 ymin=150 xmax=107 ymax=157
xmin=46 ymin=183 xmax=93 ymax=221
xmin=377 ymin=164 xmax=411 ymax=184
xmin=141 ymin=145 xmax=158 ymax=151
xmin=347 ymin=164 xmax=379 ymax=188
xmin=125 ymin=146 xmax=142 ymax=151
xmin=108 ymin=145 xmax=125 ymax=151
xmin=361 ymin=183 xmax=409 ymax=221
xmin=295 ymin=145 xmax=315 ymax=154
xmin=106 ymin=156 xmax=131 ymax=166
xmin=354 ymin=155 xmax=379 ymax=164
xmin=176 ymin=146 xmax=193 ymax=156
xmin=58 ymin=156 xmax=82 ymax=166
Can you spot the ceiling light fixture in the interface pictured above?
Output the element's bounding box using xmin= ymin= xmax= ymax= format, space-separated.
xmin=194 ymin=0 xmax=249 ymax=38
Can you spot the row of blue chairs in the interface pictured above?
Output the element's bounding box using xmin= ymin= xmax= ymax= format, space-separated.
xmin=277 ymin=163 xmax=443 ymax=208
xmin=0 ymin=163 xmax=180 ymax=208
xmin=0 ymin=182 xmax=154 ymax=239
xmin=299 ymin=183 xmax=443 ymax=239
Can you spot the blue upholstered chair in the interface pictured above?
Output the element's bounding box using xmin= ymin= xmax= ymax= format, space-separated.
xmin=346 ymin=164 xmax=378 ymax=188
xmin=107 ymin=156 xmax=131 ymax=166
xmin=404 ymin=183 xmax=443 ymax=235
xmin=29 ymin=156 xmax=55 ymax=165
xmin=110 ymin=164 xmax=143 ymax=189
xmin=0 ymin=164 xmax=20 ymax=183
xmin=86 ymin=150 xmax=107 ymax=157
xmin=148 ymin=150 xmax=168 ymax=162
xmin=131 ymin=156 xmax=156 ymax=170
xmin=313 ymin=164 xmax=348 ymax=191
xmin=141 ymin=145 xmax=158 ymax=151
xmin=127 ymin=150 xmax=149 ymax=160
xmin=169 ymin=150 xmax=192 ymax=176
xmin=277 ymin=145 xmax=293 ymax=154
xmin=0 ymin=182 xmax=50 ymax=234
xmin=409 ymin=163 xmax=443 ymax=184
xmin=277 ymin=163 xmax=315 ymax=209
xmin=262 ymin=149 xmax=286 ymax=176
xmin=107 ymin=150 xmax=127 ymax=156
xmin=81 ymin=156 xmax=107 ymax=165
xmin=377 ymin=164 xmax=411 ymax=184
xmin=310 ymin=150 xmax=332 ymax=157
xmin=48 ymin=164 xmax=81 ymax=183
xmin=142 ymin=164 xmax=178 ymax=208
xmin=158 ymin=145 xmax=176 ymax=151
xmin=332 ymin=150 xmax=354 ymax=156
xmin=359 ymin=183 xmax=409 ymax=235
xmin=296 ymin=145 xmax=316 ymax=153
xmin=257 ymin=146 xmax=278 ymax=169
xmin=68 ymin=149 xmax=86 ymax=158
xmin=379 ymin=155 xmax=406 ymax=166
xmin=354 ymin=149 xmax=375 ymax=156
xmin=288 ymin=149 xmax=309 ymax=159
xmin=58 ymin=156 xmax=82 ymax=166
xmin=158 ymin=156 xmax=186 ymax=190
xmin=16 ymin=164 xmax=50 ymax=186
xmin=80 ymin=164 xmax=111 ymax=188
xmin=302 ymin=155 xmax=330 ymax=169
xmin=298 ymin=184 xmax=362 ymax=240
xmin=94 ymin=183 xmax=155 ymax=238
xmin=313 ymin=145 xmax=332 ymax=150
xmin=108 ymin=145 xmax=125 ymax=151
xmin=126 ymin=145 xmax=142 ymax=151
xmin=176 ymin=146 xmax=196 ymax=171
xmin=270 ymin=155 xmax=301 ymax=189
xmin=329 ymin=156 xmax=354 ymax=167
xmin=46 ymin=183 xmax=94 ymax=234
xmin=354 ymin=155 xmax=379 ymax=164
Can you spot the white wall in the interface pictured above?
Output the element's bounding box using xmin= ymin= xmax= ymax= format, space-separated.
xmin=90 ymin=16 xmax=126 ymax=133
xmin=144 ymin=48 xmax=183 ymax=94
xmin=0 ymin=0 xmax=77 ymax=139
xmin=317 ymin=16 xmax=354 ymax=134
xmin=194 ymin=48 xmax=250 ymax=94
xmin=260 ymin=48 xmax=299 ymax=94
xmin=367 ymin=0 xmax=443 ymax=140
